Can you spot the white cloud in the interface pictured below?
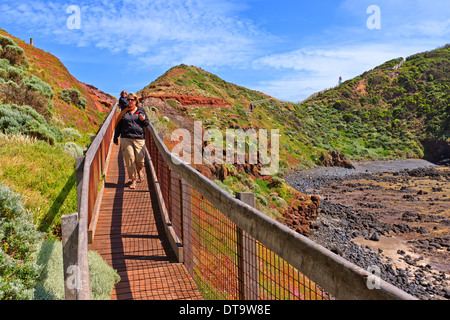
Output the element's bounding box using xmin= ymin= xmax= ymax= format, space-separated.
xmin=0 ymin=0 xmax=264 ymax=68
xmin=252 ymin=42 xmax=435 ymax=102
xmin=1 ymin=0 xmax=447 ymax=101
xmin=253 ymin=44 xmax=416 ymax=74
xmin=250 ymin=0 xmax=450 ymax=101
xmin=0 ymin=1 xmax=66 ymax=33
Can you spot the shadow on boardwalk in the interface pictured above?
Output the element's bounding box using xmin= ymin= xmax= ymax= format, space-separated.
xmin=88 ymin=144 xmax=203 ymax=300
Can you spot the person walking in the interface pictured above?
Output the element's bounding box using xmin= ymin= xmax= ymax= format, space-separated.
xmin=114 ymin=92 xmax=149 ymax=189
xmin=119 ymin=90 xmax=128 ymax=110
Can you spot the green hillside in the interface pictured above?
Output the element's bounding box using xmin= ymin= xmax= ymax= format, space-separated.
xmin=0 ymin=30 xmax=114 ymax=235
xmin=300 ymin=45 xmax=449 ymax=163
xmin=0 ymin=30 xmax=118 ymax=300
xmin=141 ymin=45 xmax=449 ymax=172
xmin=138 ymin=64 xmax=272 ymax=109
xmin=136 ymin=45 xmax=449 ymax=222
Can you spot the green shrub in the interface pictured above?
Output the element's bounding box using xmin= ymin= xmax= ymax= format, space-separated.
xmin=0 ymin=183 xmax=44 ymax=300
xmin=11 ymin=104 xmax=47 ymax=124
xmin=343 ymin=112 xmax=356 ymax=123
xmin=32 ymin=240 xmax=120 ymax=300
xmin=49 ymin=126 xmax=63 ymax=143
xmin=0 ymin=104 xmax=61 ymax=144
xmin=23 ymin=74 xmax=54 ymax=99
xmin=62 ymin=128 xmax=82 ymax=141
xmin=78 ymin=97 xmax=87 ymax=109
xmin=1 ymin=79 xmax=52 ymax=116
xmin=59 ymin=88 xmax=86 ymax=110
xmin=367 ymin=74 xmax=389 ymax=88
xmin=25 ymin=119 xmax=57 ymax=145
xmin=0 ymin=59 xmax=26 ymax=83
xmin=62 ymin=142 xmax=84 ymax=158
xmin=0 ymin=55 xmax=51 ymax=116
xmin=0 ymin=35 xmax=15 ymax=48
xmin=0 ymin=115 xmax=22 ymax=135
xmin=3 ymin=45 xmax=26 ymax=67
xmin=269 ymin=176 xmax=283 ymax=188
xmin=214 ymin=180 xmax=233 ymax=195
xmin=0 ymin=35 xmax=28 ymax=67
xmin=87 ymin=249 xmax=121 ymax=300
xmin=255 ymin=193 xmax=268 ymax=206
xmin=332 ymin=100 xmax=350 ymax=111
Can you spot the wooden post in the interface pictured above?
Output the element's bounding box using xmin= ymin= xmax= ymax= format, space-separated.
xmin=75 ymin=156 xmax=85 ymax=214
xmin=181 ymin=179 xmax=193 ymax=275
xmin=169 ymin=172 xmax=182 ymax=239
xmin=61 ymin=212 xmax=79 ymax=300
xmin=178 ymin=176 xmax=184 ymax=243
xmin=30 ymin=38 xmax=33 ymax=46
xmin=236 ymin=192 xmax=259 ymax=300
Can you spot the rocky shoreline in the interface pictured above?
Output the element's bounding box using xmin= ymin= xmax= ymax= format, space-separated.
xmin=285 ymin=160 xmax=449 ymax=300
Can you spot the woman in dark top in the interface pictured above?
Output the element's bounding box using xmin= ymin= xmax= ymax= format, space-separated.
xmin=118 ymin=90 xmax=128 ymax=110
xmin=114 ymin=92 xmax=150 ymax=189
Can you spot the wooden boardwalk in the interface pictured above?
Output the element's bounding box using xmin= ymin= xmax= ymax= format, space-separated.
xmin=88 ymin=144 xmax=203 ymax=300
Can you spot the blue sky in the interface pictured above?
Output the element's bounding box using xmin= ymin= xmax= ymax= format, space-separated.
xmin=1 ymin=0 xmax=449 ymax=102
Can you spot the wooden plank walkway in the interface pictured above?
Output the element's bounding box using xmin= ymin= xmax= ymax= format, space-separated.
xmin=88 ymin=143 xmax=203 ymax=300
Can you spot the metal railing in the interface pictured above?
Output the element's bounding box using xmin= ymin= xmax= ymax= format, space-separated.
xmin=144 ymin=122 xmax=418 ymax=300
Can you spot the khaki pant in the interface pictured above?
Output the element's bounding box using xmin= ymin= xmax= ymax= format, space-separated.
xmin=120 ymin=138 xmax=145 ymax=180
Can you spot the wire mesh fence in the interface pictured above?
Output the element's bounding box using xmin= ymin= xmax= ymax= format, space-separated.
xmin=145 ymin=127 xmax=329 ymax=300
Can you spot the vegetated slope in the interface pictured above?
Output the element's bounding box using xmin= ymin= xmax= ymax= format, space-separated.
xmin=0 ymin=29 xmax=115 ymax=236
xmin=138 ymin=65 xmax=320 ymax=231
xmin=140 ymin=45 xmax=450 ymax=172
xmin=0 ymin=30 xmax=120 ymax=300
xmin=137 ymin=45 xmax=449 ymax=232
xmin=138 ymin=64 xmax=272 ymax=109
xmin=138 ymin=64 xmax=316 ymax=170
xmin=299 ymin=44 xmax=450 ymax=164
xmin=0 ymin=29 xmax=115 ymax=135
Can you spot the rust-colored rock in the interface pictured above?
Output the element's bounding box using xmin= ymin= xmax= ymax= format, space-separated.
xmin=196 ymin=164 xmax=212 ymax=180
xmin=320 ymin=150 xmax=354 ymax=169
xmin=140 ymin=94 xmax=230 ymax=107
xmin=80 ymin=82 xmax=116 ymax=112
xmin=282 ymin=193 xmax=320 ymax=236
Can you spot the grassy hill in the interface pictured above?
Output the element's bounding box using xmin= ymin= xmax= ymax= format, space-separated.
xmin=0 ymin=30 xmax=120 ymax=300
xmin=140 ymin=46 xmax=449 ymax=172
xmin=0 ymin=29 xmax=115 ymax=134
xmin=0 ymin=29 xmax=115 ymax=236
xmin=300 ymin=45 xmax=449 ymax=163
xmin=137 ymin=45 xmax=449 ymax=222
xmin=138 ymin=64 xmax=272 ymax=109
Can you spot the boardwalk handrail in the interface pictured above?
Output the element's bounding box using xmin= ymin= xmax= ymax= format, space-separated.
xmin=76 ymin=102 xmax=118 ymax=299
xmin=144 ymin=121 xmax=417 ymax=300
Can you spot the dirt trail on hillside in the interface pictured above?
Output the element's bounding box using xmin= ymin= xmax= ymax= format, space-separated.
xmin=286 ymin=159 xmax=449 ymax=300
